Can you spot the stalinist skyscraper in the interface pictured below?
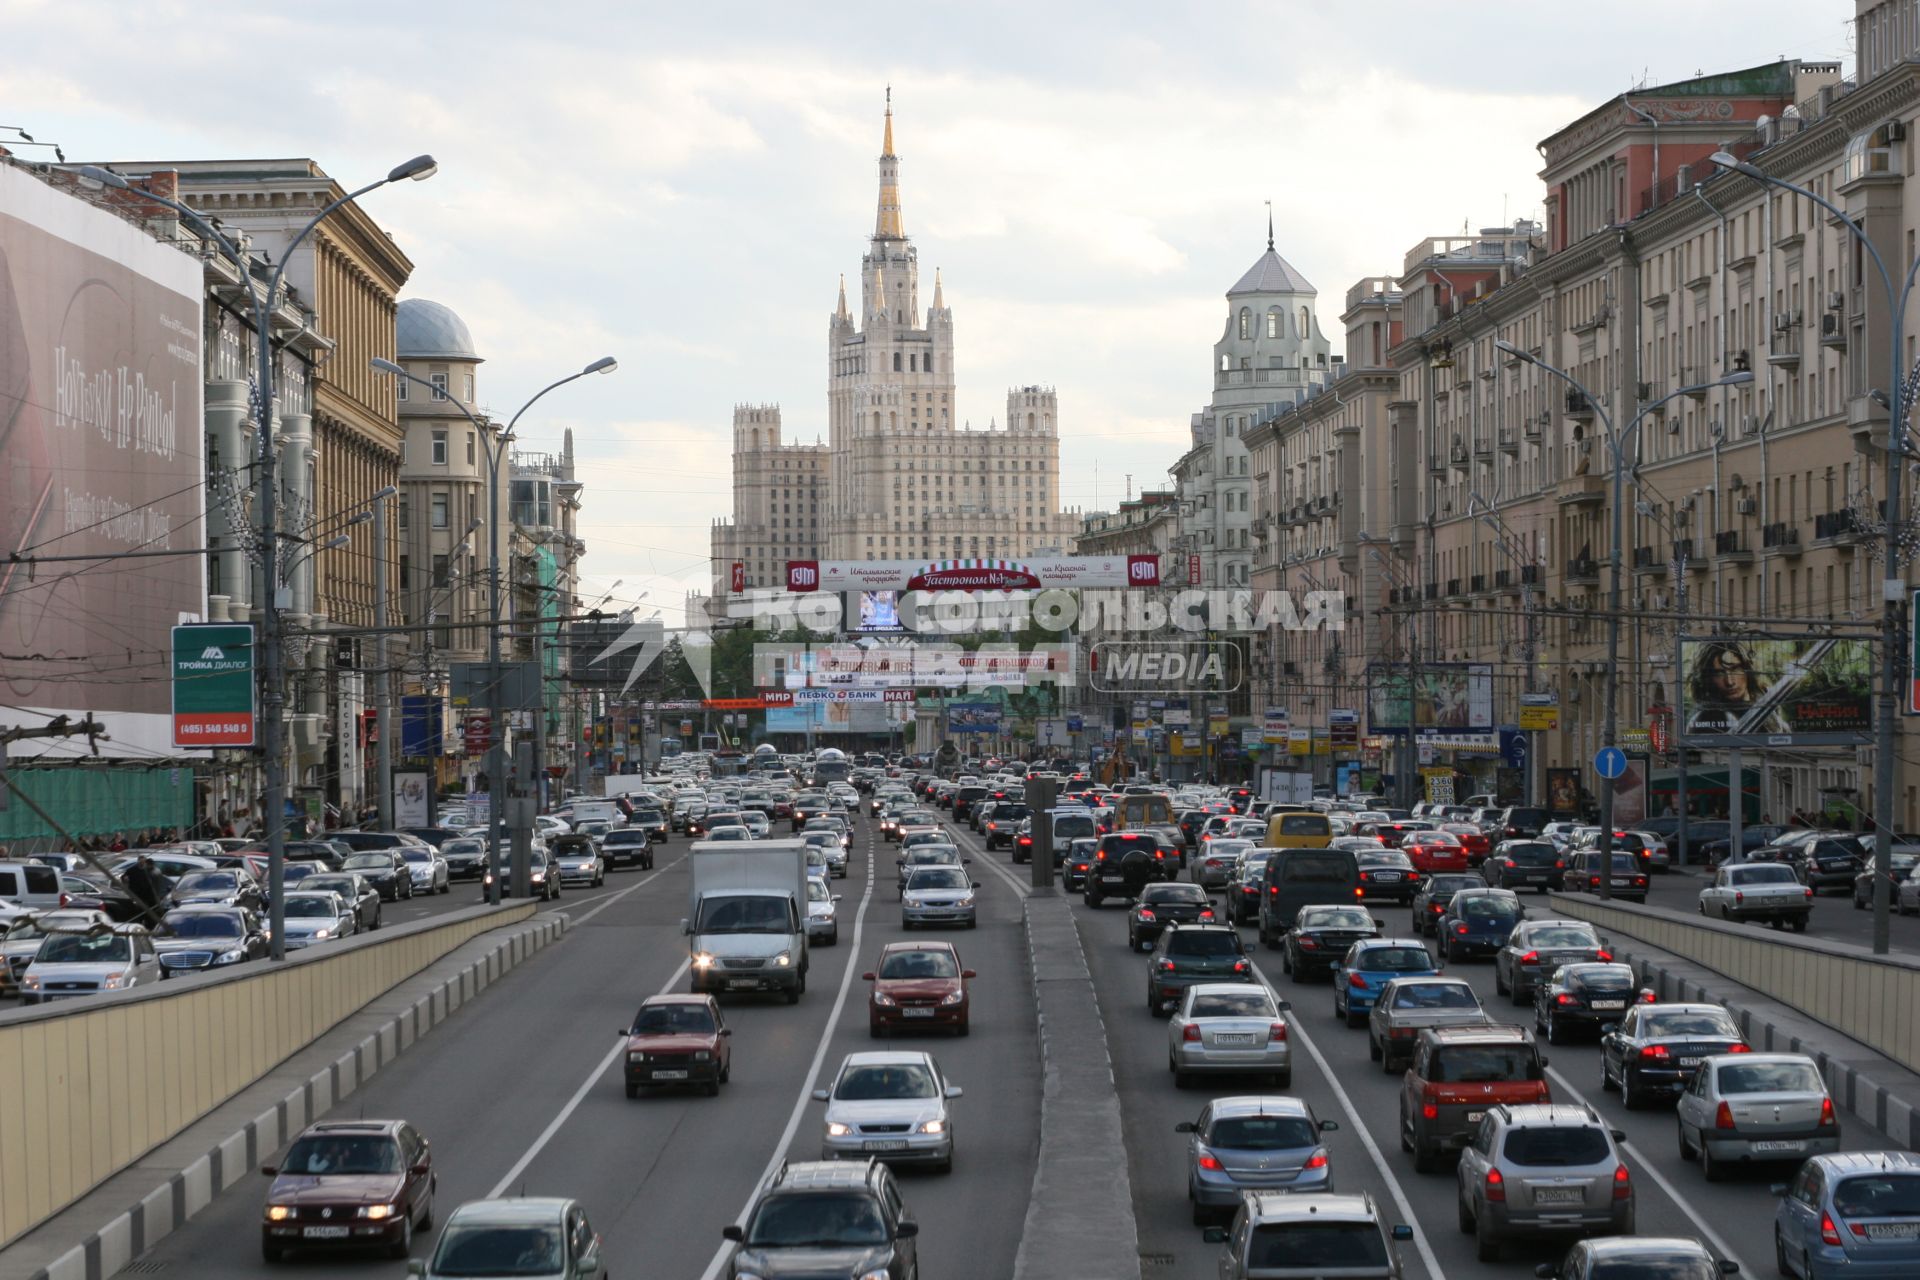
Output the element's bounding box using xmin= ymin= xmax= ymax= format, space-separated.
xmin=711 ymin=96 xmax=1078 ymax=596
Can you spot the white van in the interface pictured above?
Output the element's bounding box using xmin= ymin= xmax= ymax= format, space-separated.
xmin=0 ymin=860 xmax=64 ymax=912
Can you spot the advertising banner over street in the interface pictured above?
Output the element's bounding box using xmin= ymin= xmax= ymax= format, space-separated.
xmin=787 ymin=555 xmax=1158 ymax=592
xmin=946 ymin=702 xmax=1001 ymax=733
xmin=0 ymin=166 xmax=205 ymax=756
xmin=1677 ymin=635 xmax=1873 ymax=747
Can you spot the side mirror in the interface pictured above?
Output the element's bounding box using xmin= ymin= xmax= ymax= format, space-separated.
xmin=409 ymin=1162 xmax=431 ymax=1177
xmin=260 ymin=1164 xmax=279 ymax=1176
xmin=1202 ymin=1227 xmax=1228 ymax=1244
xmin=961 ymin=969 xmax=977 ymax=979
xmin=1372 ymin=917 xmax=1385 ymax=928
xmin=1391 ymin=1224 xmax=1414 ymax=1241
xmin=1534 ymin=1267 xmax=1558 ymax=1280
xmin=1610 ymin=1129 xmax=1626 ymax=1142
xmin=617 ymin=1027 xmax=631 ymax=1037
xmin=679 ymin=918 xmax=691 ymax=935
xmin=832 ymin=894 xmax=843 ymax=902
xmin=811 ymin=1088 xmax=830 ymax=1101
xmin=1537 ymin=1055 xmax=1550 ymax=1068
xmin=944 ymin=1085 xmax=964 ymax=1099
xmin=862 ymin=971 xmax=876 ymax=981
xmin=1275 ymin=999 xmax=1292 ymax=1012
xmin=720 ymin=1027 xmax=732 ymax=1036
xmin=721 ymin=1225 xmax=744 ymax=1242
xmin=1770 ymin=1183 xmax=1790 ymax=1197
xmin=1174 ymin=1121 xmax=1196 ymax=1133
xmin=1719 ymin=1264 xmax=1741 ymax=1275
xmin=895 ymin=1220 xmax=920 ymax=1239
xmin=408 ymin=1262 xmax=428 ymax=1278
xmin=1320 ymin=1119 xmax=1340 ymax=1131
xmin=1599 ymin=1022 xmax=1619 ymax=1036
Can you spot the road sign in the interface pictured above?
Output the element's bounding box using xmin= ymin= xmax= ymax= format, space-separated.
xmin=1593 ymin=745 xmax=1627 ymax=779
xmin=171 ymin=624 xmax=256 ymax=747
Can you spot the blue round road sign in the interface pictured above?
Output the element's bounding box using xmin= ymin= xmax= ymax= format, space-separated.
xmin=1593 ymin=745 xmax=1627 ymax=780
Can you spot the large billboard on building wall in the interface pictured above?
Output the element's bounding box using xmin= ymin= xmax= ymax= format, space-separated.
xmin=1366 ymin=664 xmax=1495 ymax=732
xmin=0 ymin=165 xmax=205 ymax=756
xmin=1677 ymin=635 xmax=1873 ymax=748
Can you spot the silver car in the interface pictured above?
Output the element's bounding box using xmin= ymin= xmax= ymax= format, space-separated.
xmin=279 ymin=890 xmax=359 ymax=949
xmin=805 ymin=876 xmax=841 ymax=946
xmin=400 ymin=846 xmax=451 ymax=895
xmin=410 ymin=1197 xmax=607 ymax=1280
xmin=1 ymin=909 xmax=111 ymax=996
xmin=1367 ymin=976 xmax=1487 ymax=1072
xmin=552 ymin=843 xmax=606 ymax=887
xmin=1676 ymin=1052 xmax=1840 ymax=1180
xmin=802 ymin=832 xmax=849 ymax=878
xmin=1167 ymin=982 xmax=1293 ymax=1090
xmin=19 ymin=923 xmax=161 ymax=1003
xmin=1202 ymin=1191 xmax=1413 ymax=1278
xmin=1195 ymin=838 xmax=1254 ymax=889
xmin=1176 ymin=1095 xmax=1338 ymax=1223
xmin=813 ymin=1050 xmax=962 ymax=1172
xmin=901 ymin=865 xmax=976 ymax=929
xmin=1456 ymin=1103 xmax=1634 ymax=1262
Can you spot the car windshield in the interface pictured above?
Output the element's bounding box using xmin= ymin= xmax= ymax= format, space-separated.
xmin=1392 ymin=983 xmax=1478 ymax=1010
xmin=175 ymin=871 xmax=238 ymax=893
xmin=695 ymin=898 xmax=788 ymax=932
xmin=1426 ymin=876 xmax=1479 ymax=897
xmin=806 ymin=880 xmax=832 ymax=903
xmin=836 ymin=1063 xmax=938 ymax=1100
xmin=1166 ymin=931 xmax=1241 ymax=957
xmin=1716 ymin=1061 xmax=1824 ymax=1093
xmin=283 ymin=898 xmax=338 ymax=918
xmin=1589 ymin=1257 xmax=1721 ymax=1280
xmin=1833 ymin=1173 xmax=1920 ymax=1218
xmin=908 ymin=868 xmax=967 ymax=890
xmin=281 ymin=1134 xmax=401 ymax=1175
xmin=445 ymin=841 xmax=484 ymax=855
xmin=1504 ymin=844 xmax=1557 ymax=864
xmin=1143 ymin=884 xmax=1208 ymax=904
xmin=1208 ymin=1115 xmax=1318 ymax=1150
xmin=631 ymin=1004 xmax=716 ymax=1035
xmin=162 ymin=913 xmax=242 ymax=938
xmin=1431 ymin=1045 xmax=1541 ymax=1082
xmin=305 ymin=878 xmax=356 ymax=897
xmin=1641 ymin=1011 xmax=1740 ymax=1038
xmin=1527 ymin=927 xmax=1600 ymax=948
xmin=745 ymin=1192 xmax=888 ymax=1247
xmin=1302 ymin=908 xmax=1372 ymax=930
xmin=878 ymin=950 xmax=959 ymax=980
xmin=429 ymin=1222 xmax=566 ymax=1276
xmin=1189 ymin=991 xmax=1273 ymax=1018
xmin=1355 ymin=851 xmax=1409 ymax=868
xmin=343 ymin=854 xmax=390 ymax=870
xmin=1734 ymin=865 xmax=1799 ymax=884
xmin=1247 ymin=1222 xmax=1388 ymax=1268
xmin=1460 ymin=897 xmax=1520 ymax=920
xmin=1501 ymin=1126 xmax=1610 ymax=1166
xmin=1356 ymin=946 xmax=1433 ymax=972
xmin=402 ymin=849 xmax=431 ymax=864
xmin=633 ymin=810 xmax=664 ymax=823
xmin=37 ymin=934 xmax=133 ymax=963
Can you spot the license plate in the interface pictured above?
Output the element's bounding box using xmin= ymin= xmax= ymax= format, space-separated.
xmin=902 ymin=1008 xmax=935 ymax=1018
xmin=1679 ymin=1057 xmax=1703 ymax=1068
xmin=652 ymin=1069 xmax=689 ymax=1080
xmin=303 ymin=1227 xmax=351 ymax=1239
xmin=1465 ymin=1111 xmax=1485 ymax=1122
xmin=1751 ymin=1140 xmax=1804 ymax=1153
xmin=1591 ymin=1000 xmax=1626 ymax=1011
xmin=1214 ymin=1033 xmax=1258 ymax=1046
xmin=1374 ymin=872 xmax=1402 ymax=882
xmin=865 ymin=1140 xmax=907 ymax=1152
xmin=1533 ymin=1187 xmax=1583 ymax=1205
xmin=1865 ymin=1223 xmax=1920 ymax=1239
xmin=727 ymin=979 xmax=757 ymax=989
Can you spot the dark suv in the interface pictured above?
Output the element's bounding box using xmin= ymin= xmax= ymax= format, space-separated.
xmin=1147 ymin=923 xmax=1253 ymax=1016
xmin=1399 ymin=1025 xmax=1550 ymax=1172
xmin=723 ymin=1158 xmax=918 ymax=1279
xmin=1083 ymin=831 xmax=1175 ymax=907
xmin=952 ymin=786 xmax=989 ymax=821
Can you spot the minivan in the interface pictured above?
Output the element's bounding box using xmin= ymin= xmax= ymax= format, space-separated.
xmin=0 ymin=861 xmax=64 ymax=912
xmin=1266 ymin=810 xmax=1334 ymax=850
xmin=1257 ymin=848 xmax=1363 ymax=947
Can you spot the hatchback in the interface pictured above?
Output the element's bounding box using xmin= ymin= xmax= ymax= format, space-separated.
xmin=866 ymin=940 xmax=974 ymax=1036
xmin=813 ymin=1051 xmax=962 ymax=1171
xmin=723 ymin=1159 xmax=919 ymax=1280
xmin=1129 ymin=881 xmax=1218 ymax=950
xmin=1178 ymin=1095 xmax=1337 ymax=1222
xmin=20 ymin=923 xmax=161 ymax=1003
xmin=1330 ymin=938 xmax=1440 ymax=1028
xmin=1536 ymin=1236 xmax=1739 ymax=1279
xmin=1202 ymin=1191 xmax=1414 ymax=1279
xmin=1148 ymin=923 xmax=1254 ymax=1016
xmin=621 ymin=994 xmax=730 ymax=1096
xmin=1773 ymin=1149 xmax=1920 ymax=1279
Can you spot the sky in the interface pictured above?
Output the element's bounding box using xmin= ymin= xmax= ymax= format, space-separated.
xmin=1 ymin=0 xmax=1856 ymax=623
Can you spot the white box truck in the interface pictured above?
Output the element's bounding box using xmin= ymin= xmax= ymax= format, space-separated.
xmin=682 ymin=840 xmax=810 ymax=1002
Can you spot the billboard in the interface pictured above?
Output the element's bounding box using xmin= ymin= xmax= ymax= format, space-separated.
xmin=852 ymin=590 xmax=906 ymax=633
xmin=946 ymin=703 xmax=1001 ymax=733
xmin=1677 ymin=635 xmax=1873 ymax=747
xmin=0 ymin=165 xmax=204 ymax=756
xmin=170 ymin=623 xmax=255 ymax=747
xmin=1366 ymin=664 xmax=1495 ymax=732
xmin=787 ymin=555 xmax=1158 ymax=592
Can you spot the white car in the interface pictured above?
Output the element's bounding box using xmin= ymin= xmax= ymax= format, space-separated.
xmin=19 ymin=923 xmax=162 ymax=1003
xmin=805 ymin=876 xmax=841 ymax=946
xmin=740 ymin=811 xmax=773 ymax=839
xmin=400 ymin=846 xmax=451 ymax=895
xmin=1540 ymin=821 xmax=1584 ymax=851
xmin=813 ymin=1050 xmax=962 ymax=1172
xmin=1 ymin=909 xmax=111 ymax=996
xmin=279 ymin=890 xmax=359 ymax=949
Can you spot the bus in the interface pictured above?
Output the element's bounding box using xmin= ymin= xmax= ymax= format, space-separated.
xmin=811 ymin=747 xmax=852 ymax=787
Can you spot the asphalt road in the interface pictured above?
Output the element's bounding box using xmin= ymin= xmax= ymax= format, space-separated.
xmin=1611 ymin=863 xmax=1920 ymax=952
xmin=935 ymin=819 xmax=1907 ymax=1280
xmin=125 ymin=819 xmax=1041 ymax=1279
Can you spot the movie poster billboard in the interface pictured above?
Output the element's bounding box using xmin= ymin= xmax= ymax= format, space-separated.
xmin=1366 ymin=664 xmax=1495 ymax=732
xmin=1677 ymin=636 xmax=1873 ymax=748
xmin=0 ymin=165 xmax=205 ymax=756
xmin=946 ymin=703 xmax=1001 ymax=733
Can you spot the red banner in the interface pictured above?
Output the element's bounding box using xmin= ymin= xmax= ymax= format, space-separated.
xmin=1187 ymin=553 xmax=1202 ymax=586
xmin=462 ymin=712 xmax=493 ymax=756
xmin=730 ymin=561 xmax=745 ymax=593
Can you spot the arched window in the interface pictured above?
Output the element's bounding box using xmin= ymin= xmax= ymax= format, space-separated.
xmin=872 ymin=411 xmax=882 ymax=431
xmin=1028 ymin=413 xmax=1036 ymax=430
xmin=1267 ymin=309 xmax=1280 ymax=339
xmin=1238 ymin=308 xmax=1251 ymax=340
xmin=893 ymin=352 xmax=902 ymax=372
xmin=1299 ymin=306 xmax=1311 ymax=337
xmin=1220 ymin=353 xmax=1231 ymax=372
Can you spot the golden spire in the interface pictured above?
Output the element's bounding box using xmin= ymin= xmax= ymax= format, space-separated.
xmin=874 ymin=87 xmax=904 ymax=239
xmin=883 ymin=84 xmax=896 ymax=157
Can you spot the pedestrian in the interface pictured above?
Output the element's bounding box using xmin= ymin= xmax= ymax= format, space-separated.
xmin=107 ymin=832 xmax=128 ymax=853
xmin=121 ymin=854 xmax=168 ymax=926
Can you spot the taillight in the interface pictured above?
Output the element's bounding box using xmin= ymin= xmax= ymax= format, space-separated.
xmin=1407 ymin=870 xmax=1421 ymax=881
xmin=1349 ymin=971 xmax=1367 ymax=988
xmin=1199 ymin=910 xmax=1215 ymax=920
xmin=1157 ymin=959 xmax=1176 ymax=972
xmin=1183 ymin=1024 xmax=1202 ymax=1042
xmin=1299 ymin=937 xmax=1320 ymax=950
xmin=1136 ymin=909 xmax=1157 ymax=921
xmin=1421 ymin=1085 xmax=1438 ymax=1119
xmin=1714 ymin=1101 xmax=1735 ymax=1130
xmin=1556 ymin=993 xmax=1573 ymax=1006
xmin=58 ymin=893 xmax=71 ymax=908
xmin=1639 ymin=990 xmax=1657 ymax=1003
xmin=1197 ymin=1152 xmax=1223 ymax=1171
xmin=1303 ymin=1150 xmax=1327 ymax=1169
xmin=1639 ymin=1044 xmax=1670 ymax=1061
xmin=1819 ymin=1097 xmax=1835 ymax=1127
xmin=1456 ymin=924 xmax=1470 ymax=935
xmin=1484 ymin=1168 xmax=1506 ymax=1202
xmin=1725 ymin=1043 xmax=1752 ymax=1054
xmin=1269 ymin=1021 xmax=1287 ymax=1042
xmin=1820 ymin=1212 xmax=1842 ymax=1247
xmin=1503 ymin=859 xmax=1515 ymax=869
xmin=1520 ymin=950 xmax=1539 ymax=964
xmin=1735 ymin=891 xmax=1745 ymax=904
xmin=1612 ymin=1164 xmax=1632 ymax=1200
xmin=1232 ymin=959 xmax=1251 ymax=974
xmin=1596 ymin=950 xmax=1612 ymax=962
xmin=1634 ymin=878 xmax=1647 ymax=888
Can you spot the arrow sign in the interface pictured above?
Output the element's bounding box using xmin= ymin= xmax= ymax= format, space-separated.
xmin=1593 ymin=745 xmax=1627 ymax=780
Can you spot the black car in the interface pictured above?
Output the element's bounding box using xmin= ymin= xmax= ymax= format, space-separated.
xmin=340 ymin=851 xmax=413 ymax=901
xmin=1409 ymin=873 xmax=1481 ymax=937
xmin=1481 ymin=840 xmax=1565 ymax=892
xmin=1146 ymin=923 xmax=1253 ymax=1015
xmin=440 ymin=837 xmax=488 ymax=880
xmin=983 ymin=803 xmax=1030 ymax=849
xmin=1435 ymin=888 xmax=1524 ymax=961
xmin=167 ymin=868 xmax=267 ymax=914
xmin=1128 ymin=882 xmax=1218 ymax=951
xmin=1562 ymin=850 xmax=1649 ymax=903
xmin=1490 ymin=806 xmax=1550 ymax=841
xmin=1530 ymin=961 xmax=1649 ymax=1044
xmin=1853 ymin=851 xmax=1919 ymax=908
xmin=1280 ymin=904 xmax=1382 ymax=983
xmin=1782 ymin=837 xmax=1864 ymax=893
xmin=1697 ymin=823 xmax=1787 ymax=867
xmin=628 ymin=807 xmax=670 ymax=845
xmin=301 ymin=872 xmax=383 ymax=931
xmin=1354 ymin=849 xmax=1420 ymax=904
xmin=1082 ymin=831 xmax=1175 ymax=907
xmin=1059 ymin=837 xmax=1098 ymax=892
xmin=1177 ymin=810 xmax=1214 ymax=847
xmin=156 ymin=905 xmax=270 ymax=976
xmin=599 ymin=829 xmax=655 ymax=871
xmin=1599 ymin=1001 xmax=1748 ymax=1109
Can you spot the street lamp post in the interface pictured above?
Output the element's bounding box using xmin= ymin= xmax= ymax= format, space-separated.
xmin=1497 ymin=338 xmax=1751 ymax=899
xmin=371 ymin=356 xmax=616 ymax=904
xmin=82 ymin=157 xmax=437 ymax=959
xmin=1708 ymin=150 xmax=1915 ymax=955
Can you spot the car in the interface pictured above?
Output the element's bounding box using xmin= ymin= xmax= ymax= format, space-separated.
xmin=982 ymin=802 xmax=1030 ymax=849
xmin=814 ymin=1050 xmax=962 ymax=1170
xmin=1531 ymin=962 xmax=1652 ymax=1044
xmin=1563 ymin=849 xmax=1650 ymax=902
xmin=164 ymin=867 xmax=265 ymax=913
xmin=866 ymin=940 xmax=973 ymax=1036
xmin=1539 ymin=820 xmax=1583 ymax=851
xmin=1177 ymin=1095 xmax=1337 ymax=1222
xmin=1676 ymin=1051 xmax=1839 ymax=1180
xmin=620 ymin=993 xmax=731 ymax=1096
xmin=1168 ymin=982 xmax=1294 ymax=1089
xmin=1148 ymin=922 xmax=1253 ymax=1016
xmin=398 ymin=846 xmax=451 ymax=896
xmin=1698 ymin=862 xmax=1814 ymax=929
xmin=1201 ymin=1191 xmax=1415 ymax=1279
xmin=1456 ymin=1104 xmax=1633 ymax=1262
xmin=18 ymin=921 xmax=160 ymax=1002
xmin=1536 ymin=1236 xmax=1740 ymax=1280
xmin=1780 ymin=837 xmax=1866 ymax=894
xmin=278 ymin=891 xmax=359 ymax=949
xmin=1436 ymin=888 xmax=1525 ymax=962
xmin=0 ymin=909 xmax=112 ymax=994
xmin=301 ymin=873 xmax=382 ymax=931
xmin=1481 ymin=840 xmax=1566 ymax=893
xmin=1599 ymin=1001 xmax=1750 ymax=1109
xmin=1350 ymin=848 xmax=1420 ymax=904
xmin=1571 ymin=828 xmax=1665 ymax=875
xmin=739 ymin=811 xmax=772 ymax=839
xmin=1698 ymin=823 xmax=1790 ymax=867
xmin=481 ymin=849 xmax=561 ymax=900
xmin=899 ymin=864 xmax=974 ymax=929
xmin=721 ymin=1158 xmax=919 ymax=1280
xmin=154 ymin=905 xmax=269 ymax=976
xmin=1281 ymin=904 xmax=1383 ymax=981
xmin=598 ymin=828 xmax=655 ymax=871
xmin=1194 ymin=837 xmax=1253 ymax=890
xmin=261 ymin=1119 xmax=436 ymax=1262
xmin=1410 ymin=873 xmax=1482 ymax=937
xmin=1401 ymin=831 xmax=1471 ymax=875
xmin=408 ymin=1197 xmax=605 ymax=1280
xmin=627 ymin=807 xmax=670 ymax=846
xmin=548 ymin=836 xmax=605 ymax=888
xmin=439 ymin=837 xmax=489 ymax=881
xmin=1372 ymin=820 xmax=1437 ymax=849
xmin=340 ymin=851 xmax=413 ymax=902
xmin=1773 ymin=1149 xmax=1920 ymax=1279
xmin=1224 ymin=850 xmax=1272 ymax=925
xmin=1367 ymin=977 xmax=1487 ymax=1071
xmin=1494 ymin=919 xmax=1612 ymax=1005
xmin=1060 ymin=837 xmax=1099 ymax=892
xmin=1439 ymin=823 xmax=1493 ymax=865
xmin=1399 ymin=1024 xmax=1552 ymax=1172
xmin=1129 ymin=881 xmax=1218 ymax=950
xmin=1330 ymin=937 xmax=1440 ymax=1028
xmin=1083 ymin=830 xmax=1175 ymax=907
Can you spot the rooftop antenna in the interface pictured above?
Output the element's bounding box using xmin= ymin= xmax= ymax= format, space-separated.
xmin=1265 ymin=199 xmax=1274 ymax=251
xmin=1125 ymin=473 xmax=1133 ymax=501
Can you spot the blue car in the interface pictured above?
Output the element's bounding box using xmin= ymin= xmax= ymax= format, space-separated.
xmin=1436 ymin=888 xmax=1525 ymax=962
xmin=1330 ymin=937 xmax=1441 ymax=1028
xmin=1774 ymin=1149 xmax=1920 ymax=1278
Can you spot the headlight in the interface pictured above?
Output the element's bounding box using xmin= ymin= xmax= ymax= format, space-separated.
xmin=361 ymin=1204 xmax=393 ymax=1220
xmin=919 ymin=1119 xmax=946 ymax=1134
xmin=627 ymin=1051 xmax=646 ymax=1063
xmin=955 ymin=895 xmax=975 ymax=907
xmin=903 ymin=897 xmax=923 ymax=908
xmin=103 ymin=973 xmax=127 ymax=989
xmin=940 ymin=990 xmax=964 ymax=1006
xmin=531 ymin=872 xmax=546 ymax=883
xmin=773 ymin=951 xmax=792 ymax=967
xmin=692 ymin=952 xmax=716 ymax=969
xmin=872 ymin=992 xmax=896 ymax=1007
xmin=314 ymin=928 xmax=333 ymax=940
xmin=266 ymin=1205 xmax=293 ymax=1222
xmin=693 ymin=1050 xmax=711 ymax=1061
xmin=21 ymin=975 xmax=40 ymax=989
xmin=858 ymin=1271 xmax=891 ymax=1280
xmin=826 ymin=1122 xmax=853 ymax=1137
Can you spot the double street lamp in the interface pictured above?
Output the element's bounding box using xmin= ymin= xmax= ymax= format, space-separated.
xmin=370 ymin=355 xmax=616 ymax=904
xmin=1495 ymin=338 xmax=1751 ymax=898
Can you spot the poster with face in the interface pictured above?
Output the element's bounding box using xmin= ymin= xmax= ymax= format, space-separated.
xmin=1679 ymin=636 xmax=1872 ymax=746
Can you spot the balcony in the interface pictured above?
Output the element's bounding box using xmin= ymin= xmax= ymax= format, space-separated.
xmin=1497 ymin=427 xmax=1520 ymax=454
xmin=1677 ymin=368 xmax=1710 ymax=403
xmin=1555 ymin=475 xmax=1607 ymax=507
xmin=1449 ymin=441 xmax=1470 ymax=469
xmin=1520 ymin=564 xmax=1541 ymax=586
xmin=1812 ymin=508 xmax=1864 ymax=549
xmin=1446 ymin=578 xmax=1463 ymax=597
xmin=1469 ymin=573 xmax=1487 ymax=593
xmin=1424 ymin=583 xmax=1439 ymax=601
xmin=1473 ymin=435 xmax=1493 ymax=460
xmin=1819 ymin=310 xmax=1848 ymax=350
xmin=1565 ymin=390 xmax=1595 ymax=418
xmin=1523 ymin=413 xmax=1546 ymax=441
xmin=1672 ymin=539 xmax=1701 ymax=567
xmin=1631 ymin=545 xmax=1666 ymax=574
xmin=1565 ymin=557 xmax=1601 ymax=585
xmin=1493 ymin=568 xmax=1513 ymax=591
xmin=1427 ymin=452 xmax=1447 ymax=475
xmin=1761 ymin=522 xmax=1803 ymax=556
xmin=1713 ymin=529 xmax=1752 ymax=562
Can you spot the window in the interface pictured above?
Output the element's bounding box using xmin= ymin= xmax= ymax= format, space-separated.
xmin=466 ymin=432 xmax=476 ymax=465
xmin=1238 ymin=308 xmax=1251 ymax=340
xmin=396 ymin=377 xmax=407 ymax=402
xmin=1300 ymin=305 xmax=1311 ymax=336
xmin=431 ymin=492 xmax=449 ymax=528
xmin=430 ymin=372 xmax=449 ymax=401
xmin=431 ymin=430 xmax=448 ymax=465
xmin=431 ymin=554 xmax=450 ymax=588
xmin=398 ymin=496 xmax=409 ymax=530
xmin=1267 ymin=309 xmax=1280 ymax=339
xmin=894 ymin=352 xmax=902 ymax=372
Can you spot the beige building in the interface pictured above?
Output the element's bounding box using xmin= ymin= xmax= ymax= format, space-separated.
xmin=711 ymin=101 xmax=1077 ymax=597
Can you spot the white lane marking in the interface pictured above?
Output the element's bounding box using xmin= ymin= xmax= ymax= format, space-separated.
xmin=560 ymin=851 xmax=690 ymax=929
xmin=947 ymin=823 xmax=1036 ymax=900
xmin=695 ymin=828 xmax=881 ymax=1280
xmin=1545 ymin=1065 xmax=1750 ymax=1273
xmin=1249 ymin=960 xmax=1445 ymax=1280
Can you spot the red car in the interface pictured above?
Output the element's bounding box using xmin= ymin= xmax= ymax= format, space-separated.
xmin=865 ymin=940 xmax=975 ymax=1037
xmin=260 ymin=1119 xmax=435 ymax=1262
xmin=1439 ymin=823 xmax=1491 ymax=865
xmin=622 ymin=994 xmax=731 ymax=1097
xmin=1401 ymin=832 xmax=1470 ymax=874
xmin=1371 ymin=821 xmax=1436 ymax=849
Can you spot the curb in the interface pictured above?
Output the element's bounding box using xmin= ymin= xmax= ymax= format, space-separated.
xmin=1011 ymin=891 xmax=1142 ymax=1280
xmin=27 ymin=914 xmax=569 ymax=1280
xmin=1625 ymin=948 xmax=1920 ymax=1151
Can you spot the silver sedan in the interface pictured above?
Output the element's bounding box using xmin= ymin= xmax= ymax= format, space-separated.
xmin=901 ymin=865 xmax=976 ymax=928
xmin=1676 ymin=1052 xmax=1841 ymax=1180
xmin=1167 ymin=982 xmax=1293 ymax=1089
xmin=401 ymin=847 xmax=450 ymax=895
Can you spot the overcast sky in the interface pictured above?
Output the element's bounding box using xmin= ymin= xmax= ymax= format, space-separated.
xmin=4 ymin=0 xmax=1854 ymax=621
